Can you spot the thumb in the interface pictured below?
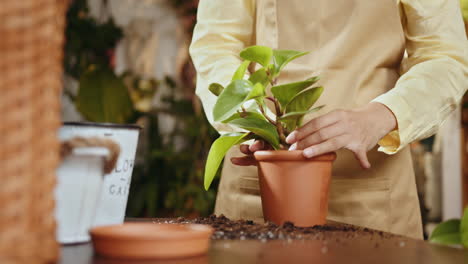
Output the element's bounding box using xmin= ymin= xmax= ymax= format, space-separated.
xmin=249 ymin=140 xmax=265 ymax=152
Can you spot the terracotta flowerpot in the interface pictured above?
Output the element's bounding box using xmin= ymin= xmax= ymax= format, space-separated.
xmin=254 ymin=150 xmax=337 ymax=227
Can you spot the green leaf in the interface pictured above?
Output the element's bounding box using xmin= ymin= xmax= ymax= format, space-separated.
xmin=213 ymin=80 xmax=254 ymax=122
xmin=222 ymin=111 xmax=267 ymax=124
xmin=430 ymin=219 xmax=462 ymax=246
xmin=254 ymin=96 xmax=267 ymax=110
xmin=249 ymin=68 xmax=270 ymax=87
xmin=282 ymin=87 xmax=324 ymax=131
xmin=278 ymin=105 xmax=324 ymax=121
xmin=232 ymin=60 xmax=251 ymax=81
xmin=247 ymin=83 xmax=265 ymax=100
xmin=208 ymin=83 xmax=224 ymax=96
xmin=285 ymin=86 xmax=324 ymax=114
xmin=204 ymin=133 xmax=248 ymax=190
xmin=431 ymin=233 xmax=462 ymax=246
xmin=271 ymin=77 xmax=320 ymax=108
xmin=227 ymin=115 xmax=280 ymax=149
xmin=272 ymin=50 xmax=309 ymax=75
xmin=240 ymin=46 xmax=273 ymax=67
xmin=461 ymin=207 xmax=468 ymax=247
xmin=76 ymin=66 xmax=134 ymax=123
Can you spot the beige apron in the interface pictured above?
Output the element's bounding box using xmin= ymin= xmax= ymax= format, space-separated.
xmin=215 ymin=0 xmax=423 ymax=239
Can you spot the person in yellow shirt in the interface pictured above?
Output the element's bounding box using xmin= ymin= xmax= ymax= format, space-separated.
xmin=189 ymin=0 xmax=468 ymax=239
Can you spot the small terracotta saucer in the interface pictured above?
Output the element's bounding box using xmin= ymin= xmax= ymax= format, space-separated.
xmin=90 ymin=223 xmax=213 ymax=259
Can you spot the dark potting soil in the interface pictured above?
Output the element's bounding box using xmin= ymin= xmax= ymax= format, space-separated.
xmin=158 ymin=214 xmax=400 ymax=242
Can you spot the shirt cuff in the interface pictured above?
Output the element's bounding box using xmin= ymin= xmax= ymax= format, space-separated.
xmin=371 ymin=91 xmax=413 ymax=154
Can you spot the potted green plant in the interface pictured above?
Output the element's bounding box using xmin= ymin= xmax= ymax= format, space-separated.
xmin=203 ymin=45 xmax=336 ymax=227
xmin=429 ymin=207 xmax=468 ymax=248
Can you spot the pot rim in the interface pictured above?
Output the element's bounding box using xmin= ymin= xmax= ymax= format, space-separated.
xmin=63 ymin=121 xmax=141 ymax=130
xmin=90 ymin=223 xmax=213 ymax=241
xmin=254 ymin=150 xmax=336 ymax=162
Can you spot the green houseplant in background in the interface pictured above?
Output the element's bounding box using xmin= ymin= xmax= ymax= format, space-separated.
xmin=64 ymin=0 xmax=218 ymax=218
xmin=430 ymin=208 xmax=468 ymax=248
xmin=126 ymin=77 xmax=219 ymax=217
xmin=64 ymin=0 xmax=134 ymax=124
xmin=204 ymin=45 xmax=336 ymax=227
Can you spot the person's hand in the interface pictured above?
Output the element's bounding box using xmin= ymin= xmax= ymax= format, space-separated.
xmin=231 ymin=140 xmax=273 ymax=166
xmin=286 ymin=102 xmax=397 ymax=169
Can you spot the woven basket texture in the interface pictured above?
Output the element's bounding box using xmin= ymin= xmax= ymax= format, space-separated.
xmin=0 ymin=0 xmax=67 ymax=262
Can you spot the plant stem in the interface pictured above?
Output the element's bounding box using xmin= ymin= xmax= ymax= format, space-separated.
xmin=257 ymin=101 xmax=276 ymax=125
xmin=276 ymin=122 xmax=287 ymax=147
xmin=271 ymin=97 xmax=287 ymax=147
xmin=266 ymin=97 xmax=282 ymax=117
xmin=264 ymin=72 xmax=286 ymax=148
xmin=273 ymin=98 xmax=282 ymax=117
xmin=265 ymin=96 xmax=276 ymax=104
xmin=267 ymin=75 xmax=277 ymax=86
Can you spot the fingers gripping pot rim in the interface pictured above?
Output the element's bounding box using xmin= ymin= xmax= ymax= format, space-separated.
xmin=59 ymin=122 xmax=141 ymax=227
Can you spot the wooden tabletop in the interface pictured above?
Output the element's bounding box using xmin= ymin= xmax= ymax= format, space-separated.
xmin=59 ymin=219 xmax=468 ymax=264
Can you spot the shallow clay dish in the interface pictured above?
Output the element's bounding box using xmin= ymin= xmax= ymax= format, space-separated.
xmin=90 ymin=223 xmax=213 ymax=259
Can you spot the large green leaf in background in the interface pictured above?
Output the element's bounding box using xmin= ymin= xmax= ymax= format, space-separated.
xmin=240 ymin=46 xmax=273 ymax=67
xmin=213 ymin=80 xmax=254 ymax=122
xmin=461 ymin=207 xmax=468 ymax=247
xmin=272 ymin=50 xmax=309 ymax=76
xmin=227 ymin=115 xmax=280 ymax=149
xmin=204 ymin=133 xmax=248 ymax=190
xmin=76 ymin=66 xmax=134 ymax=123
xmin=285 ymin=86 xmax=324 ymax=114
xmin=430 ymin=219 xmax=462 ymax=245
xmin=271 ymin=76 xmax=320 ymax=108
xmin=232 ymin=60 xmax=251 ymax=81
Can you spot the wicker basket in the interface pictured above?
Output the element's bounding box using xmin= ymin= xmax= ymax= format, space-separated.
xmin=0 ymin=0 xmax=67 ymax=262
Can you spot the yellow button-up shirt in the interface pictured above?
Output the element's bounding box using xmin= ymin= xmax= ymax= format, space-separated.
xmin=189 ymin=0 xmax=468 ymax=154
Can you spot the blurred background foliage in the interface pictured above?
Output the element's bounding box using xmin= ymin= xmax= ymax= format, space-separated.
xmin=127 ymin=77 xmax=219 ymax=218
xmin=64 ymin=0 xmax=219 ymax=217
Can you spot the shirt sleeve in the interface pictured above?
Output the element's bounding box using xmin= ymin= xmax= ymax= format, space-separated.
xmin=189 ymin=0 xmax=256 ymax=133
xmin=372 ymin=0 xmax=468 ymax=154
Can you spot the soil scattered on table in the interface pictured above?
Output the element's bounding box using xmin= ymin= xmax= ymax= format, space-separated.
xmin=158 ymin=214 xmax=399 ymax=241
